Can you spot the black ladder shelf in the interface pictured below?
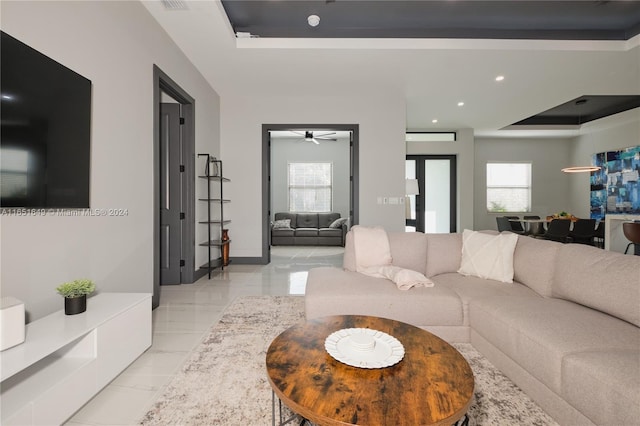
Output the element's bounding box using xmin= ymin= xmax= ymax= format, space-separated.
xmin=197 ymin=154 xmax=231 ymax=278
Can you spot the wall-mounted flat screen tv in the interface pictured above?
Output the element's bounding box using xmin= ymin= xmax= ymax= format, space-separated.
xmin=1 ymin=31 xmax=91 ymax=209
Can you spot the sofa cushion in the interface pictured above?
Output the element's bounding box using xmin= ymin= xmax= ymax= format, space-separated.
xmin=318 ymin=213 xmax=340 ymax=228
xmin=318 ymin=228 xmax=342 ymax=238
xmin=470 ymin=296 xmax=640 ymax=394
xmin=512 ymin=236 xmax=561 ymax=297
xmin=271 ymin=228 xmax=294 ymax=238
xmin=296 ymin=213 xmax=319 ymax=228
xmin=295 ymin=228 xmax=318 ymax=237
xmin=458 ymin=230 xmax=519 ymax=283
xmin=552 ymin=243 xmax=640 ymax=327
xmin=305 ymin=267 xmax=463 ymax=327
xmin=432 ymin=272 xmax=540 ymax=326
xmin=344 ymin=231 xmax=428 ymax=274
xmin=274 ymin=212 xmax=297 ymax=228
xmin=387 ymin=232 xmax=428 ymax=275
xmin=562 ymin=350 xmax=640 ymax=426
xmin=425 ymin=233 xmax=463 ymax=277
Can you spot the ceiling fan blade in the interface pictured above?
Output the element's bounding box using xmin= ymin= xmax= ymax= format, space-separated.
xmin=312 ymin=138 xmax=320 ymax=145
xmin=314 ymin=131 xmax=337 ymax=138
xmin=315 ymin=137 xmax=338 ymax=141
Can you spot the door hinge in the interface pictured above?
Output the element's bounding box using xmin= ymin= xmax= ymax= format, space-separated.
xmin=179 ymin=117 xmax=185 ymax=125
xmin=180 ymin=212 xmax=185 ymax=220
xmin=180 ymin=259 xmax=185 ymax=267
xmin=179 ymin=165 xmax=185 ymax=172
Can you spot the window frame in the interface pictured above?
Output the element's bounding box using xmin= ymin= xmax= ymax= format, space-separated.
xmin=287 ymin=161 xmax=333 ymax=213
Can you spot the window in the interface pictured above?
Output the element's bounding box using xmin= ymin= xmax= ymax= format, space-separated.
xmin=288 ymin=162 xmax=332 ymax=212
xmin=405 ymin=132 xmax=456 ymax=142
xmin=486 ymin=163 xmax=531 ymax=212
xmin=0 ymin=148 xmax=29 ymax=200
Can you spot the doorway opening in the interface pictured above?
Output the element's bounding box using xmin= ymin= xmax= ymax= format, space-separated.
xmin=262 ymin=124 xmax=359 ymax=264
xmin=152 ymin=65 xmax=196 ymax=309
xmin=406 ymin=155 xmax=457 ymax=233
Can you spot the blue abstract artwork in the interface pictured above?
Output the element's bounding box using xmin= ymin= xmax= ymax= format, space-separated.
xmin=591 ymin=145 xmax=640 ymax=220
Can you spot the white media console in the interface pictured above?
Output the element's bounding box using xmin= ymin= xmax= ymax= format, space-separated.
xmin=0 ymin=293 xmax=152 ymax=425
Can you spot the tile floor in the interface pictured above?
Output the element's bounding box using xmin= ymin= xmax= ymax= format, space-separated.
xmin=65 ymin=246 xmax=343 ymax=426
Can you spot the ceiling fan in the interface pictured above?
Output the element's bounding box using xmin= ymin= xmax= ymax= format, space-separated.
xmin=293 ymin=131 xmax=338 ymax=144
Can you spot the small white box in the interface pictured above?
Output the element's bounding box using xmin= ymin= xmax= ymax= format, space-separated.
xmin=1 ymin=297 xmax=26 ymax=351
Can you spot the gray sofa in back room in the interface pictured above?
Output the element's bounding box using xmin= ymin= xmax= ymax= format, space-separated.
xmin=271 ymin=212 xmax=348 ymax=246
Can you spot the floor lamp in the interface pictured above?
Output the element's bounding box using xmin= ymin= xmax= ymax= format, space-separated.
xmin=405 ymin=179 xmax=419 ymax=219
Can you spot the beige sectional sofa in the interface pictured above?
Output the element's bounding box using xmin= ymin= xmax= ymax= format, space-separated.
xmin=305 ymin=230 xmax=640 ymax=426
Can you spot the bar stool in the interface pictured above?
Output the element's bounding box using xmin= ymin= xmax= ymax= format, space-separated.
xmin=622 ymin=222 xmax=640 ymax=255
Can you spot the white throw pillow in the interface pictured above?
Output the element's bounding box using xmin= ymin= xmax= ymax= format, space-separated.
xmin=272 ymin=219 xmax=291 ymax=229
xmin=351 ymin=225 xmax=392 ymax=271
xmin=458 ymin=229 xmax=519 ymax=283
xmin=329 ymin=217 xmax=347 ymax=228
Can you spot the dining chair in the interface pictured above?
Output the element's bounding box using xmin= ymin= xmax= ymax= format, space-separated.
xmin=542 ymin=219 xmax=571 ymax=243
xmin=568 ymin=218 xmax=596 ymax=245
xmin=593 ymin=220 xmax=605 ymax=248
xmin=496 ymin=216 xmax=512 ymax=232
xmin=523 ymin=215 xmax=545 ymax=236
xmin=622 ymin=221 xmax=640 ymax=255
xmin=504 ymin=216 xmax=526 ymax=235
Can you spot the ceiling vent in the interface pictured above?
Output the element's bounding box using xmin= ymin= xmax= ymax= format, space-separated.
xmin=161 ymin=0 xmax=188 ymax=11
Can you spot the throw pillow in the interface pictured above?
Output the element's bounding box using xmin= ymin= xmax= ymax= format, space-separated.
xmin=457 ymin=229 xmax=519 ymax=283
xmin=329 ymin=217 xmax=347 ymax=228
xmin=272 ymin=219 xmax=291 ymax=229
xmin=352 ymin=225 xmax=392 ymax=271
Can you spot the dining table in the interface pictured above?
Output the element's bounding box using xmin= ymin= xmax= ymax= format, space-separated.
xmin=508 ymin=218 xmax=549 ymax=236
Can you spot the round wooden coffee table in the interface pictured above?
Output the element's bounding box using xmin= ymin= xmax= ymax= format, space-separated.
xmin=266 ymin=315 xmax=474 ymax=426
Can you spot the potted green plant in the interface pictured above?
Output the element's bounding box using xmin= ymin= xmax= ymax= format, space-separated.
xmin=55 ymin=279 xmax=96 ymax=315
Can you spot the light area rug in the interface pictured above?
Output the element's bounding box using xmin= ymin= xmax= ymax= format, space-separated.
xmin=140 ymin=296 xmax=558 ymax=426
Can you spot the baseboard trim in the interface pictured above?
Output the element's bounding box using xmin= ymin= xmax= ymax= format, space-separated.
xmin=230 ymin=257 xmax=267 ymax=265
xmin=193 ymin=268 xmax=208 ymax=282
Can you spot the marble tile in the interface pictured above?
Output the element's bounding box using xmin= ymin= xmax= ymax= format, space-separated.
xmin=67 ymin=384 xmax=159 ymax=425
xmin=118 ymin=351 xmax=190 ymax=377
xmin=63 ymin=245 xmax=343 ymax=426
xmin=152 ymin=305 xmax=224 ymax=332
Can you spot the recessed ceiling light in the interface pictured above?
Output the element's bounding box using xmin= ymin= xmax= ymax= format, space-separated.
xmin=1 ymin=94 xmax=13 ymax=101
xmin=495 ymin=75 xmax=505 ymax=82
xmin=432 ymin=119 xmax=438 ymax=123
xmin=457 ymin=101 xmax=464 ymax=107
xmin=307 ymin=15 xmax=320 ymax=27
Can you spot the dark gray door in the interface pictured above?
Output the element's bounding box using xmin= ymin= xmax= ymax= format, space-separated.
xmin=160 ymin=103 xmax=182 ymax=285
xmin=406 ymin=155 xmax=457 ymax=233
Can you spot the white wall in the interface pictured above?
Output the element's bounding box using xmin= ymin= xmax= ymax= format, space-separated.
xmin=406 ymin=128 xmax=475 ymax=231
xmin=566 ymin=109 xmax=640 ymax=219
xmin=221 ymin=93 xmax=406 ymax=258
xmin=271 ymin=136 xmax=350 ymax=220
xmin=473 ymin=137 xmax=573 ymax=231
xmin=0 ymin=1 xmax=220 ymax=321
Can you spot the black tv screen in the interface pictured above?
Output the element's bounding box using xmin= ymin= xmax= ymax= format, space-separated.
xmin=1 ymin=31 xmax=91 ymax=209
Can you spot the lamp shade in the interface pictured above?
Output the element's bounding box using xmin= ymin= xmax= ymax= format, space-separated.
xmin=405 ymin=179 xmax=419 ymax=195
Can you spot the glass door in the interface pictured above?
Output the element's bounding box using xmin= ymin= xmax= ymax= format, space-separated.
xmin=406 ymin=155 xmax=457 ymax=233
